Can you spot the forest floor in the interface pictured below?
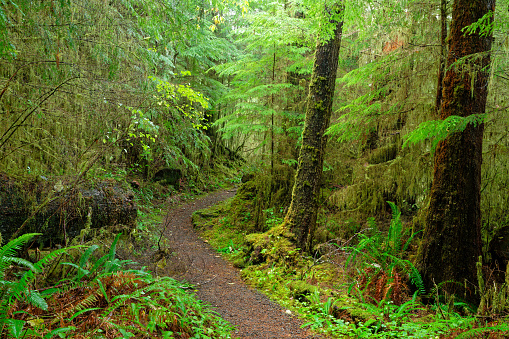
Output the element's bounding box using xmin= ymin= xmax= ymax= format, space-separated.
xmin=157 ymin=188 xmax=323 ymax=339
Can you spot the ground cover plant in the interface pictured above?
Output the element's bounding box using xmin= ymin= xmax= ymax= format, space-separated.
xmin=0 ymin=231 xmax=235 ymax=339
xmin=192 ymin=183 xmax=509 ymax=338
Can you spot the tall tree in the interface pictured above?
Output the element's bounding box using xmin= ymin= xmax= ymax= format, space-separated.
xmin=435 ymin=0 xmax=448 ymax=113
xmin=282 ymin=1 xmax=344 ymax=251
xmin=417 ymin=0 xmax=495 ymax=303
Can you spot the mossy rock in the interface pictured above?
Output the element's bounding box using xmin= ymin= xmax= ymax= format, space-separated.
xmin=331 ymin=298 xmax=375 ymax=324
xmin=287 ymin=280 xmax=319 ymax=302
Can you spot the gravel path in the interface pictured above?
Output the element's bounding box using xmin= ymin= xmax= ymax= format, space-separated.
xmin=162 ymin=188 xmax=323 ymax=339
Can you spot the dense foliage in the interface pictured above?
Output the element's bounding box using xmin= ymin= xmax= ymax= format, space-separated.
xmin=3 ymin=0 xmax=509 ymax=336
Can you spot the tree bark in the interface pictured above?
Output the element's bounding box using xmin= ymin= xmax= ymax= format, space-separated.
xmin=418 ymin=0 xmax=495 ymax=304
xmin=434 ymin=0 xmax=448 ymax=113
xmin=282 ymin=2 xmax=344 ymax=251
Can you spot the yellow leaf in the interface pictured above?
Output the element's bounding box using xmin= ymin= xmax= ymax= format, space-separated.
xmin=157 ymin=257 xmax=167 ymax=269
xmin=28 ymin=318 xmax=44 ymax=327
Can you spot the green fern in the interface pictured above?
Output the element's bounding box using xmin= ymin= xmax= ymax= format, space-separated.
xmin=387 ymin=201 xmax=402 ymax=255
xmin=403 ymin=114 xmax=485 ymax=152
xmin=455 ymin=323 xmax=509 ymax=339
xmin=345 ymin=202 xmax=425 ymax=298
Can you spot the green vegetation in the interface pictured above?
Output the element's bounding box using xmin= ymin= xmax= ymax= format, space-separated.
xmin=0 ymin=232 xmax=234 ymax=338
xmin=3 ymin=0 xmax=509 ymax=336
xmin=193 ymin=182 xmax=509 ymax=338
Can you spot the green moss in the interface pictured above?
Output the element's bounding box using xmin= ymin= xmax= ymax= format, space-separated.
xmin=192 ymin=203 xmax=227 ymax=230
xmin=287 ymin=280 xmax=318 ymax=300
xmin=367 ymin=143 xmax=399 ymax=164
xmin=245 ymin=222 xmax=296 ymax=263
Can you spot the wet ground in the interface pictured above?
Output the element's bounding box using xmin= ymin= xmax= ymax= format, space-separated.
xmin=160 ymin=188 xmax=323 ymax=339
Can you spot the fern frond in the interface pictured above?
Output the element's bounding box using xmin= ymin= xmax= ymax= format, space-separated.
xmin=25 ymin=289 xmax=48 ymax=310
xmin=408 ymin=266 xmax=425 ymax=296
xmin=345 ymin=234 xmax=378 ymax=268
xmin=402 ymin=230 xmax=421 ymax=253
xmin=104 ymin=233 xmax=122 ymax=274
xmin=386 ymin=201 xmax=402 ymax=255
xmin=0 ymin=233 xmax=41 ymax=275
xmin=79 ymin=245 xmax=100 ymax=269
xmin=455 ymin=323 xmax=509 ymax=339
xmin=19 ymin=246 xmax=82 ymax=292
xmin=0 ymin=256 xmax=37 ymax=273
xmin=403 ymin=114 xmax=485 ymax=152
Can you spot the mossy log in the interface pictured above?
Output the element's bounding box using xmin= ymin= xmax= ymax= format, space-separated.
xmin=0 ymin=174 xmax=137 ymax=246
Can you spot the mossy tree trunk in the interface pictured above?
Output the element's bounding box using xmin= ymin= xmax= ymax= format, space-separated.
xmin=282 ymin=2 xmax=344 ymax=251
xmin=418 ymin=0 xmax=494 ymax=303
xmin=434 ymin=0 xmax=448 ymax=113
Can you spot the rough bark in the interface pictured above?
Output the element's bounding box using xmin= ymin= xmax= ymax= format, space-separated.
xmin=418 ymin=0 xmax=495 ymax=303
xmin=283 ymin=3 xmax=344 ymax=251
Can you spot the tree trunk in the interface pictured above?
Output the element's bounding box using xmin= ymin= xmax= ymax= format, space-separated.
xmin=282 ymin=2 xmax=344 ymax=251
xmin=418 ymin=0 xmax=494 ymax=304
xmin=434 ymin=0 xmax=447 ymax=113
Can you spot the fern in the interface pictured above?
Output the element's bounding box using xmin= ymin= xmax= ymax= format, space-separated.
xmin=387 ymin=201 xmax=402 ymax=255
xmin=402 ymin=114 xmax=485 ymax=152
xmin=345 ymin=202 xmax=425 ymax=302
xmin=455 ymin=323 xmax=509 ymax=339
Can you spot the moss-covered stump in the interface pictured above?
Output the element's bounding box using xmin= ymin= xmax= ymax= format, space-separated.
xmin=245 ymin=223 xmax=297 ymax=264
xmin=0 ymin=174 xmax=137 ymax=245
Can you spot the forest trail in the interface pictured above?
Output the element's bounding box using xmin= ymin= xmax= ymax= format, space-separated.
xmin=161 ymin=188 xmax=323 ymax=339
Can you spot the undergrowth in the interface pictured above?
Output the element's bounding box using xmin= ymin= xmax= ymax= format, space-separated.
xmin=193 ymin=196 xmax=509 ymax=338
xmin=0 ymin=233 xmax=234 ymax=338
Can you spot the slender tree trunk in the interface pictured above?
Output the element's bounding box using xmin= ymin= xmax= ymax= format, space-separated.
xmin=434 ymin=0 xmax=447 ymax=113
xmin=271 ymin=46 xmax=276 ymax=178
xmin=418 ymin=0 xmax=495 ymax=304
xmin=282 ymin=2 xmax=344 ymax=251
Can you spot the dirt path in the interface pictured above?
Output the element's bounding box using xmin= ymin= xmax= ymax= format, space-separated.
xmin=161 ymin=188 xmax=323 ymax=339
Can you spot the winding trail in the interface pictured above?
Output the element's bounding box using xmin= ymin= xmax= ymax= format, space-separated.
xmin=161 ymin=188 xmax=323 ymax=339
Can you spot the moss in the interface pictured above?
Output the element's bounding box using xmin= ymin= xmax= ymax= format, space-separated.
xmin=245 ymin=223 xmax=296 ymax=263
xmin=314 ymin=101 xmax=325 ymax=110
xmin=287 ymin=280 xmax=318 ymax=301
xmin=367 ymin=143 xmax=399 ymax=165
xmin=192 ymin=203 xmax=227 ymax=230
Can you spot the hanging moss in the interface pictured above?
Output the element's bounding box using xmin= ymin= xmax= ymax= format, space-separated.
xmin=367 ymin=143 xmax=399 ymax=164
xmin=327 ymin=149 xmax=432 ymax=221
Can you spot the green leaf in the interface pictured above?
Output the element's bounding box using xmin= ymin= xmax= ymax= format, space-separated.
xmin=68 ymin=307 xmax=102 ymax=322
xmin=6 ymin=319 xmax=25 ymax=338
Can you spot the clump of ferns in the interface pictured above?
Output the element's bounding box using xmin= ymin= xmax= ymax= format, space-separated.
xmin=344 ymin=202 xmax=425 ymax=305
xmin=0 ymin=233 xmax=82 ymax=334
xmin=4 ymin=233 xmax=233 ymax=338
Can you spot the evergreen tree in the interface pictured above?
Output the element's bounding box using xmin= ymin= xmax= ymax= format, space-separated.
xmin=417 ymin=0 xmax=495 ymax=304
xmin=283 ymin=0 xmax=345 ymax=251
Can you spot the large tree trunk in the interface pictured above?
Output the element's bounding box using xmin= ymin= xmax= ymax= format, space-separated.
xmin=282 ymin=2 xmax=344 ymax=251
xmin=418 ymin=0 xmax=494 ymax=304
